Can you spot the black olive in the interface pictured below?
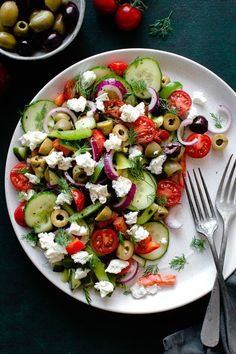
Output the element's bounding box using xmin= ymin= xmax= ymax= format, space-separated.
xmin=164 ymin=142 xmax=182 ymax=157
xmin=43 ymin=31 xmax=63 ymax=51
xmin=189 ymin=115 xmax=208 ymax=134
xmin=17 ymin=39 xmax=33 ymax=56
xmin=62 ymin=1 xmax=79 ymax=30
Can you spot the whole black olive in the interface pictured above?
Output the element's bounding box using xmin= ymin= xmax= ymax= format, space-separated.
xmin=62 ymin=1 xmax=79 ymax=30
xmin=17 ymin=39 xmax=33 ymax=56
xmin=189 ymin=115 xmax=208 ymax=134
xmin=164 ymin=142 xmax=182 ymax=157
xmin=43 ymin=31 xmax=63 ymax=51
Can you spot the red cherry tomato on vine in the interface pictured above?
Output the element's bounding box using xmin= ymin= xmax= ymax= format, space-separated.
xmin=91 ymin=228 xmax=119 ymax=255
xmin=115 ymin=4 xmax=142 ymax=31
xmin=93 ymin=0 xmax=118 ymax=15
xmin=168 ymin=90 xmax=192 ymax=118
xmin=108 ymin=61 xmax=128 ymax=76
xmin=14 ymin=202 xmax=27 ymax=227
xmin=133 ymin=116 xmax=157 ymax=144
xmin=185 ymin=133 xmax=211 ymax=158
xmin=10 ymin=163 xmax=32 ymax=191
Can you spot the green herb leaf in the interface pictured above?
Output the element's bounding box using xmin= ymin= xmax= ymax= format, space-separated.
xmin=131 ymin=79 xmax=148 ymax=96
xmin=159 ymin=98 xmax=178 ymax=115
xmin=35 ymin=103 xmax=47 ymax=131
xmin=156 ymin=195 xmax=167 ymax=206
xmin=210 ymin=112 xmax=223 ymax=129
xmin=54 ymin=229 xmax=71 ymax=247
xmin=14 ymin=168 xmax=30 ymax=174
xmin=73 ymin=141 xmax=90 ymax=156
xmin=129 ymin=156 xmax=145 ymax=180
xmin=22 ymin=232 xmax=38 ymax=247
xmin=58 ymin=177 xmax=70 ymax=193
xmin=191 ymin=236 xmax=206 ymax=252
xmin=127 ymin=127 xmax=138 ymax=146
xmin=149 ymin=11 xmax=173 ymax=39
xmin=130 ymin=0 xmax=147 ymax=11
xmin=169 ymin=254 xmax=187 ymax=271
xmin=82 ymin=286 xmax=92 ymax=305
xmin=117 ymin=232 xmax=125 ymax=245
xmin=144 ymin=264 xmax=159 ymax=275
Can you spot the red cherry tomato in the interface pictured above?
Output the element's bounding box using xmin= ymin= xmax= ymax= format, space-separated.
xmin=66 ymin=239 xmax=86 ymax=255
xmin=10 ymin=163 xmax=32 ymax=191
xmin=93 ymin=0 xmax=118 ymax=14
xmin=153 ymin=128 xmax=170 ymax=143
xmin=52 ymin=139 xmax=71 ymax=156
xmin=92 ymin=129 xmax=105 ymax=155
xmin=14 ymin=202 xmax=27 ymax=227
xmin=97 ymin=212 xmax=118 ymax=228
xmin=108 ymin=61 xmax=128 ymax=76
xmin=63 ymin=79 xmax=79 ymax=99
xmin=115 ymin=4 xmax=142 ymax=31
xmin=118 ymin=258 xmax=133 ymax=275
xmin=168 ymin=90 xmax=192 ymax=118
xmin=71 ymin=189 xmax=85 ymax=212
xmin=133 ymin=116 xmax=157 ymax=144
xmin=54 ymin=93 xmax=66 ymax=106
xmin=157 ymin=179 xmax=182 ymax=208
xmin=135 ymin=234 xmax=160 ymax=254
xmin=91 ymin=228 xmax=119 ymax=255
xmin=185 ymin=133 xmax=211 ymax=158
xmin=113 ymin=216 xmax=128 ymax=233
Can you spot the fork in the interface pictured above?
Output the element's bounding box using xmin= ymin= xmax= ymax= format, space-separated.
xmin=201 ymin=155 xmax=236 ymax=349
xmin=184 ymin=168 xmax=236 ymax=353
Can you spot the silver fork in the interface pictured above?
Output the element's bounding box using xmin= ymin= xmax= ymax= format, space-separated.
xmin=185 ymin=168 xmax=236 ymax=353
xmin=201 ymin=155 xmax=236 ymax=349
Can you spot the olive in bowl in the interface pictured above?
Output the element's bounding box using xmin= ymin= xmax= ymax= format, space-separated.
xmin=0 ymin=0 xmax=85 ymax=60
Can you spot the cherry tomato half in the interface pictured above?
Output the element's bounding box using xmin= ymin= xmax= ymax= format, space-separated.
xmin=135 ymin=235 xmax=160 ymax=254
xmin=71 ymin=189 xmax=85 ymax=212
xmin=118 ymin=258 xmax=133 ymax=275
xmin=92 ymin=129 xmax=105 ymax=155
xmin=93 ymin=0 xmax=118 ymax=15
xmin=133 ymin=116 xmax=157 ymax=144
xmin=63 ymin=79 xmax=79 ymax=100
xmin=113 ymin=216 xmax=127 ymax=234
xmin=66 ymin=239 xmax=86 ymax=255
xmin=168 ymin=90 xmax=192 ymax=118
xmin=91 ymin=228 xmax=119 ymax=255
xmin=108 ymin=61 xmax=128 ymax=76
xmin=157 ymin=179 xmax=182 ymax=208
xmin=185 ymin=133 xmax=211 ymax=158
xmin=14 ymin=202 xmax=27 ymax=227
xmin=10 ymin=163 xmax=32 ymax=191
xmin=115 ymin=4 xmax=142 ymax=31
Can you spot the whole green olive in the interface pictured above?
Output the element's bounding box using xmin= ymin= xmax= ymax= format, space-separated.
xmin=54 ymin=118 xmax=72 ymax=130
xmin=0 ymin=31 xmax=16 ymax=49
xmin=54 ymin=112 xmax=71 ymax=122
xmin=212 ymin=133 xmax=228 ymax=151
xmin=13 ymin=20 xmax=29 ymax=37
xmin=0 ymin=19 xmax=6 ymax=31
xmin=53 ymin=13 xmax=66 ymax=36
xmin=153 ymin=205 xmax=169 ymax=220
xmin=45 ymin=0 xmax=62 ymax=12
xmin=29 ymin=10 xmax=40 ymax=22
xmin=161 ymin=75 xmax=170 ymax=87
xmin=145 ymin=141 xmax=162 ymax=158
xmin=163 ymin=160 xmax=182 ymax=177
xmin=72 ymin=165 xmax=88 ymax=183
xmin=116 ymin=240 xmax=134 ymax=260
xmin=0 ymin=1 xmax=19 ymax=27
xmin=29 ymin=10 xmax=54 ymax=33
xmin=163 ymin=113 xmax=180 ymax=131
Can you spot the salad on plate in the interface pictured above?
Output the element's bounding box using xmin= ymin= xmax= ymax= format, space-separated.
xmin=10 ymin=56 xmax=230 ymax=302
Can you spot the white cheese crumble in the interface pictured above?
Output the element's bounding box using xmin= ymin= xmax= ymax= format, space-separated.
xmin=105 ymin=259 xmax=129 ymax=274
xmin=104 ymin=133 xmax=122 ymax=152
xmin=128 ymin=225 xmax=149 ymax=242
xmin=81 ymin=70 xmax=97 ymax=88
xmin=18 ymin=189 xmax=35 ymax=202
xmin=74 ymin=268 xmax=90 ymax=280
xmin=57 ymin=156 xmax=73 ymax=171
xmin=85 ymin=182 xmax=109 ymax=204
xmin=19 ymin=131 xmax=47 ymax=151
xmin=94 ymin=280 xmax=114 ymax=298
xmin=192 ymin=91 xmax=207 ymax=106
xmin=25 ymin=173 xmax=40 ymax=184
xmin=55 ymin=192 xmax=73 ymax=206
xmin=44 ymin=243 xmax=67 ymax=264
xmin=130 ymin=283 xmax=159 ymax=299
xmin=71 ymin=251 xmax=92 ymax=265
xmin=147 ymin=155 xmax=166 ymax=175
xmin=67 ymin=96 xmax=87 ymax=112
xmin=45 ymin=151 xmax=64 ymax=168
xmin=68 ymin=222 xmax=88 ymax=236
xmin=75 ymin=152 xmax=97 ymax=176
xmin=38 ymin=232 xmax=55 ymax=250
xmin=119 ymin=102 xmax=145 ymax=123
xmin=187 ymin=106 xmax=198 ymax=120
xmin=160 ymin=237 xmax=168 ymax=244
xmin=128 ymin=145 xmax=143 ymax=159
xmin=112 ymin=176 xmax=132 ymax=198
xmin=95 ymin=92 xmax=109 ymax=112
xmin=124 ymin=211 xmax=138 ymax=225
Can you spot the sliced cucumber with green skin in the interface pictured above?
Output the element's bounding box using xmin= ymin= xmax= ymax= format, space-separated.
xmin=69 ymin=269 xmax=81 ymax=290
xmin=24 ymin=191 xmax=57 ymax=233
xmin=21 ymin=100 xmax=57 ymax=132
xmin=114 ymin=152 xmax=132 ymax=170
xmin=75 ymin=116 xmax=96 ymax=130
xmin=90 ymin=157 xmax=104 ymax=183
xmin=132 ymin=254 xmax=146 ymax=267
xmin=124 ymin=57 xmax=162 ymax=99
xmin=86 ymin=246 xmax=109 ymax=282
xmin=90 ymin=66 xmax=114 ymax=80
xmin=137 ymin=203 xmax=159 ymax=225
xmin=141 ymin=221 xmax=169 ymax=260
xmin=13 ymin=146 xmax=29 ymax=161
xmin=48 ymin=128 xmax=92 ymax=141
xmin=61 ymin=268 xmax=70 ymax=282
xmin=70 ymin=201 xmax=104 ymax=221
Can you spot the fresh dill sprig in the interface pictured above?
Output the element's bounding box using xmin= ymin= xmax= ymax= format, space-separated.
xmin=129 ymin=156 xmax=145 ymax=180
xmin=57 ymin=177 xmax=71 ymax=193
xmin=118 ymin=232 xmax=125 ymax=245
xmin=129 ymin=0 xmax=147 ymax=11
xmin=14 ymin=167 xmax=30 ymax=174
xmin=131 ymin=79 xmax=148 ymax=96
xmin=73 ymin=141 xmax=90 ymax=156
xmin=127 ymin=127 xmax=138 ymax=146
xmin=191 ymin=236 xmax=206 ymax=252
xmin=210 ymin=112 xmax=223 ymax=129
xmin=156 ymin=195 xmax=167 ymax=206
xmin=144 ymin=264 xmax=159 ymax=275
xmin=149 ymin=11 xmax=173 ymax=39
xmin=159 ymin=98 xmax=178 ymax=115
xmin=22 ymin=232 xmax=38 ymax=247
xmin=54 ymin=229 xmax=71 ymax=247
xmin=82 ymin=286 xmax=92 ymax=305
xmin=169 ymin=254 xmax=187 ymax=271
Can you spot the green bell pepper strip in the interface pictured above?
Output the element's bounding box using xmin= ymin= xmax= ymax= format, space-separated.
xmin=48 ymin=128 xmax=92 ymax=140
xmin=159 ymin=81 xmax=183 ymax=99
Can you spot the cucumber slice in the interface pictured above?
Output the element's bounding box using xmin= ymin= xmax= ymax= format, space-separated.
xmin=90 ymin=66 xmax=114 ymax=80
xmin=69 ymin=269 xmax=81 ymax=290
xmin=114 ymin=152 xmax=132 ymax=170
xmin=13 ymin=146 xmax=29 ymax=161
xmin=137 ymin=203 xmax=159 ymax=225
xmin=141 ymin=221 xmax=169 ymax=260
xmin=24 ymin=191 xmax=57 ymax=233
xmin=21 ymin=100 xmax=57 ymax=133
xmin=132 ymin=254 xmax=146 ymax=267
xmin=86 ymin=246 xmax=109 ymax=282
xmin=125 ymin=57 xmax=162 ymax=99
xmin=75 ymin=116 xmax=96 ymax=130
xmin=90 ymin=157 xmax=104 ymax=183
xmin=61 ymin=268 xmax=70 ymax=282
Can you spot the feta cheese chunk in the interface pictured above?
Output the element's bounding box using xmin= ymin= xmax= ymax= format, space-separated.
xmin=45 ymin=151 xmax=64 ymax=168
xmin=75 ymin=152 xmax=97 ymax=176
xmin=130 ymin=283 xmax=147 ymax=299
xmin=38 ymin=232 xmax=55 ymax=250
xmin=56 ymin=192 xmax=73 ymax=206
xmin=147 ymin=155 xmax=166 ymax=175
xmin=160 ymin=237 xmax=168 ymax=244
xmin=18 ymin=189 xmax=35 ymax=202
xmin=128 ymin=225 xmax=149 ymax=242
xmin=94 ymin=280 xmax=114 ymax=298
xmin=68 ymin=222 xmax=88 ymax=236
xmin=57 ymin=156 xmax=73 ymax=171
xmin=119 ymin=102 xmax=145 ymax=123
xmin=19 ymin=131 xmax=47 ymax=151
xmin=44 ymin=243 xmax=66 ymax=264
xmin=85 ymin=182 xmax=109 ymax=204
xmin=104 ymin=133 xmax=122 ymax=152
xmin=25 ymin=173 xmax=40 ymax=184
xmin=67 ymin=96 xmax=87 ymax=112
xmin=74 ymin=268 xmax=90 ymax=280
xmin=124 ymin=211 xmax=138 ymax=225
xmin=128 ymin=145 xmax=143 ymax=159
xmin=192 ymin=91 xmax=207 ymax=106
xmin=95 ymin=92 xmax=109 ymax=112
xmin=112 ymin=176 xmax=132 ymax=198
xmin=71 ymin=251 xmax=92 ymax=265
xmin=105 ymin=259 xmax=129 ymax=274
xmin=81 ymin=70 xmax=97 ymax=88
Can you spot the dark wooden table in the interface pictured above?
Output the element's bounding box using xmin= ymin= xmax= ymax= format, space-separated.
xmin=1 ymin=1 xmax=236 ymax=353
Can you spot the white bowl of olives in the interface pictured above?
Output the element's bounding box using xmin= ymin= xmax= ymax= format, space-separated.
xmin=0 ymin=0 xmax=85 ymax=60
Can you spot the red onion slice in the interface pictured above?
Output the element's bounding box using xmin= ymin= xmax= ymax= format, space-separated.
xmin=94 ymin=78 xmax=127 ymax=98
xmin=177 ymin=118 xmax=198 ymax=146
xmin=165 ymin=204 xmax=183 ymax=229
xmin=118 ymin=260 xmax=139 ymax=284
xmin=43 ymin=107 xmax=78 ymax=133
xmin=113 ymin=183 xmax=137 ymax=211
xmin=208 ymin=104 xmax=232 ymax=134
xmin=90 ymin=137 xmax=100 ymax=162
xmin=148 ymin=87 xmax=159 ymax=112
xmin=97 ymin=85 xmax=123 ymax=100
xmin=104 ymin=150 xmax=119 ymax=180
xmin=64 ymin=171 xmax=85 ymax=188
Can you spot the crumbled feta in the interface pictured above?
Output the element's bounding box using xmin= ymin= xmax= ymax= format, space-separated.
xmin=95 ymin=92 xmax=109 ymax=112
xmin=67 ymin=96 xmax=87 ymax=112
xmin=18 ymin=189 xmax=35 ymax=202
xmin=55 ymin=192 xmax=73 ymax=206
xmin=86 ymin=110 xmax=94 ymax=118
xmin=128 ymin=145 xmax=143 ymax=159
xmin=119 ymin=102 xmax=145 ymax=123
xmin=19 ymin=131 xmax=47 ymax=151
xmin=68 ymin=222 xmax=88 ymax=236
xmin=187 ymin=106 xmax=198 ymax=120
xmin=94 ymin=280 xmax=114 ymax=298
xmin=104 ymin=133 xmax=122 ymax=152
xmin=75 ymin=152 xmax=97 ymax=176
xmin=38 ymin=232 xmax=55 ymax=250
xmin=44 ymin=243 xmax=66 ymax=264
xmin=74 ymin=268 xmax=90 ymax=280
xmin=71 ymin=251 xmax=92 ymax=264
xmin=160 ymin=237 xmax=167 ymax=244
xmin=25 ymin=173 xmax=40 ymax=184
xmin=147 ymin=155 xmax=166 ymax=175
xmin=85 ymin=182 xmax=109 ymax=204
xmin=130 ymin=283 xmax=147 ymax=299
xmin=124 ymin=211 xmax=138 ymax=225
xmin=112 ymin=176 xmax=132 ymax=198
xmin=146 ymin=284 xmax=159 ymax=295
xmin=57 ymin=156 xmax=73 ymax=171
xmin=45 ymin=151 xmax=64 ymax=168
xmin=192 ymin=91 xmax=207 ymax=106
xmin=105 ymin=259 xmax=129 ymax=274
xmin=128 ymin=225 xmax=149 ymax=242
xmin=81 ymin=70 xmax=97 ymax=88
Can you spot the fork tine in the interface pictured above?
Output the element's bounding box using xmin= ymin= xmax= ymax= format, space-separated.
xmin=216 ymin=154 xmax=233 ymax=201
xmin=193 ymin=169 xmax=210 ymax=219
xmin=198 ymin=168 xmax=216 ymax=218
xmin=187 ymin=171 xmax=204 ymax=220
xmin=225 ymin=158 xmax=236 ymax=201
xmin=184 ymin=175 xmax=199 ymax=223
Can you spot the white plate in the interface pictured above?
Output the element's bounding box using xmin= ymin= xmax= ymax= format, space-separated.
xmin=5 ymin=49 xmax=236 ymax=314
